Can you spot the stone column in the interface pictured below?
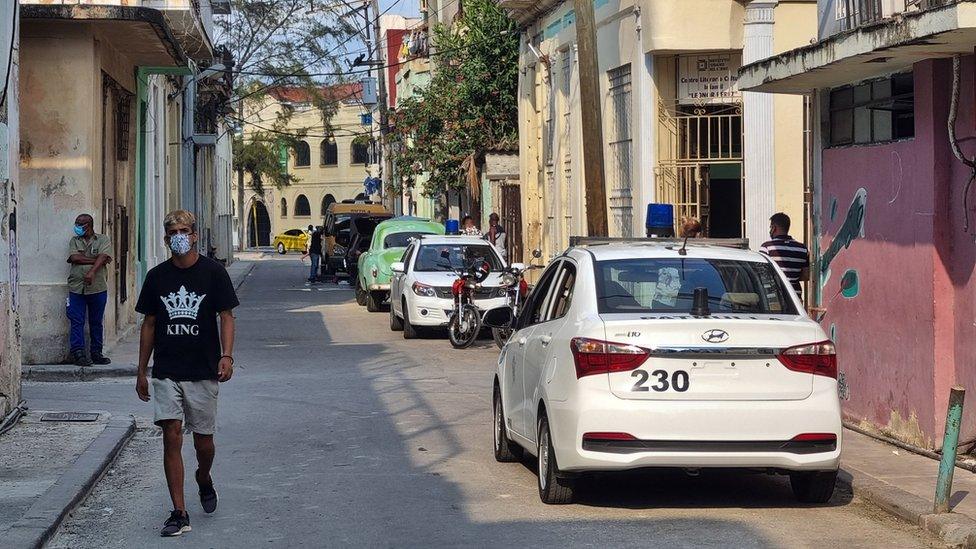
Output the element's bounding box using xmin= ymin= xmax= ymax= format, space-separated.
xmin=743 ymin=1 xmax=778 ymax=248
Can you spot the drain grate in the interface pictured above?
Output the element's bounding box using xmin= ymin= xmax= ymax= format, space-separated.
xmin=40 ymin=412 xmax=100 ymax=422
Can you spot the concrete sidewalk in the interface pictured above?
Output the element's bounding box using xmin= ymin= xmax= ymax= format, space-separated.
xmin=0 ymin=412 xmax=134 ymax=548
xmin=23 ymin=257 xmax=257 ymax=382
xmin=842 ymin=427 xmax=976 ymax=546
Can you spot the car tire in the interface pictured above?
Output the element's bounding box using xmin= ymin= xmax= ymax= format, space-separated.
xmin=355 ymin=278 xmax=368 ymax=306
xmin=493 ymin=387 xmax=520 ymax=463
xmin=537 ymin=415 xmax=574 ymax=505
xmin=790 ymin=470 xmax=838 ymax=504
xmin=390 ymin=302 xmax=404 ymax=331
xmin=276 ymin=243 xmax=286 ymax=255
xmin=366 ymin=291 xmax=384 ymax=313
xmin=402 ymin=300 xmax=419 ymax=339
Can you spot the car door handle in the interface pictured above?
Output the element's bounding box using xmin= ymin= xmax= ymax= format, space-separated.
xmin=517 ymin=337 xmax=527 ymax=347
xmin=540 ymin=335 xmax=552 ymax=347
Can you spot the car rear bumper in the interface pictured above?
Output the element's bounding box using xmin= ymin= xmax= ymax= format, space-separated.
xmin=368 ymin=283 xmax=390 ymax=291
xmin=547 ymin=384 xmax=842 ymax=472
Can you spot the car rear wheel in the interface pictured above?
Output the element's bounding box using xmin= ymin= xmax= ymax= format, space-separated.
xmin=537 ymin=415 xmax=574 ymax=504
xmin=402 ymin=300 xmax=419 ymax=339
xmin=366 ymin=291 xmax=384 ymax=313
xmin=493 ymin=387 xmax=520 ymax=462
xmin=790 ymin=470 xmax=838 ymax=504
xmin=355 ymin=278 xmax=368 ymax=306
xmin=390 ymin=302 xmax=403 ymax=331
xmin=276 ymin=242 xmax=286 ymax=255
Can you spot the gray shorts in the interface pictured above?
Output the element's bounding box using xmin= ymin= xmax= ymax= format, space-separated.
xmin=152 ymin=378 xmax=219 ymax=435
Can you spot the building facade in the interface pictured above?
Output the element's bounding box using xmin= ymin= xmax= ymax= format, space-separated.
xmin=18 ymin=0 xmax=233 ymax=364
xmin=500 ymin=0 xmax=816 ymax=265
xmin=0 ymin=1 xmax=20 ymax=418
xmin=740 ymin=0 xmax=976 ymax=447
xmin=234 ymin=84 xmax=380 ymax=247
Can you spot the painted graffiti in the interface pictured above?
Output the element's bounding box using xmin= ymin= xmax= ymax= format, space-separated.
xmin=821 ymin=187 xmax=867 ymax=285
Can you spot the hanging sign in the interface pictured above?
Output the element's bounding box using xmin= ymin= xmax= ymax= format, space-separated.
xmin=677 ymin=54 xmax=741 ymax=105
xmin=361 ymin=77 xmax=378 ymax=105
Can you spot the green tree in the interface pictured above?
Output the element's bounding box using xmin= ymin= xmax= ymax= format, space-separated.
xmin=389 ymin=0 xmax=519 ymax=202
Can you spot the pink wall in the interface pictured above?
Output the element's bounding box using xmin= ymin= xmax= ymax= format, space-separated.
xmin=820 ymin=57 xmax=976 ymax=447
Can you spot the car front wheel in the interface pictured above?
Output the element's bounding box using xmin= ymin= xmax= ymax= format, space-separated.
xmin=537 ymin=415 xmax=574 ymax=504
xmin=402 ymin=300 xmax=419 ymax=339
xmin=390 ymin=302 xmax=403 ymax=331
xmin=276 ymin=242 xmax=286 ymax=255
xmin=790 ymin=470 xmax=837 ymax=504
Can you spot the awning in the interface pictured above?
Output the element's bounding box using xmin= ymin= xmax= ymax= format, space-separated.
xmin=21 ymin=4 xmax=188 ymax=67
xmin=739 ymin=0 xmax=976 ymax=94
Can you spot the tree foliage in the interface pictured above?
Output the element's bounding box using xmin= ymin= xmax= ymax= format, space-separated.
xmin=389 ymin=0 xmax=519 ymax=198
xmin=217 ymin=0 xmax=355 ymax=193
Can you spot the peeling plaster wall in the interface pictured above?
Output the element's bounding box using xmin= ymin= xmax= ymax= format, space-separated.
xmin=19 ymin=22 xmax=140 ymax=364
xmin=819 ymin=57 xmax=976 ymax=448
xmin=0 ymin=14 xmax=20 ymax=417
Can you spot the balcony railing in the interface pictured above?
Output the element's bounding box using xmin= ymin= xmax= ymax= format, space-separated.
xmin=822 ymin=0 xmax=955 ymax=38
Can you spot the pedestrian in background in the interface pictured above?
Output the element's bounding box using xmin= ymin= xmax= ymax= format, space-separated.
xmin=135 ymin=209 xmax=239 ymax=538
xmin=486 ymin=212 xmax=507 ymax=261
xmin=760 ymin=212 xmax=810 ymax=299
xmin=680 ymin=217 xmax=702 ymax=239
xmin=66 ymin=213 xmax=113 ymax=366
xmin=307 ymin=225 xmax=323 ymax=284
xmin=461 ymin=215 xmax=482 ymax=237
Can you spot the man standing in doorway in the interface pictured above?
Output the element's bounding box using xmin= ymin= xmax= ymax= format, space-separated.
xmin=66 ymin=213 xmax=113 ymax=366
xmin=135 ymin=210 xmax=239 ymax=537
xmin=760 ymin=212 xmax=810 ymax=300
xmin=486 ymin=213 xmax=507 ymax=261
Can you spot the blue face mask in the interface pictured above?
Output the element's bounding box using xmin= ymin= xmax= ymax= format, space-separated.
xmin=169 ymin=233 xmax=192 ymax=256
xmin=73 ymin=225 xmax=86 ymax=237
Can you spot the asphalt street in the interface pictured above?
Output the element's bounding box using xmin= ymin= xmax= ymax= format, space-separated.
xmin=31 ymin=255 xmax=940 ymax=548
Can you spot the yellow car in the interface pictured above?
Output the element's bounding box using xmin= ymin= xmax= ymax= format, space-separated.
xmin=273 ymin=229 xmax=309 ymax=254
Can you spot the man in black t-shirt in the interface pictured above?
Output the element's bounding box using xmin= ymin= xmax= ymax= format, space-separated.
xmin=307 ymin=225 xmax=323 ymax=283
xmin=135 ymin=209 xmax=239 ymax=538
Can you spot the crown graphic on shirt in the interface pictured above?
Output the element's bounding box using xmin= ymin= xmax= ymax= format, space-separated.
xmin=160 ymin=286 xmax=206 ymax=320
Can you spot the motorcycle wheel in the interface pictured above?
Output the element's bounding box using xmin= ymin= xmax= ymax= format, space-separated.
xmin=449 ymin=305 xmax=481 ymax=349
xmin=492 ymin=327 xmax=512 ymax=350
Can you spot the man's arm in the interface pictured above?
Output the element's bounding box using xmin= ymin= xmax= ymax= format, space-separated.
xmin=217 ymin=310 xmax=235 ymax=382
xmin=67 ymin=254 xmax=96 ymax=265
xmin=136 ymin=315 xmax=155 ymax=402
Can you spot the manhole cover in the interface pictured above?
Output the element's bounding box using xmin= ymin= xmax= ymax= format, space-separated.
xmin=40 ymin=412 xmax=100 ymax=422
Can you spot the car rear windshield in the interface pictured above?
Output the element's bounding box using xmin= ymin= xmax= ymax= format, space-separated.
xmin=415 ymin=244 xmax=504 ymax=272
xmin=384 ymin=231 xmax=432 ymax=249
xmin=594 ymin=258 xmax=798 ymax=315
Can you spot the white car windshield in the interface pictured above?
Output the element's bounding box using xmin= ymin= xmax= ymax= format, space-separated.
xmin=594 ymin=258 xmax=798 ymax=315
xmin=415 ymin=244 xmax=503 ymax=272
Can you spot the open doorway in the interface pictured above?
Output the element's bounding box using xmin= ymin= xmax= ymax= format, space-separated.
xmin=706 ymin=163 xmax=742 ymax=238
xmin=247 ymin=201 xmax=271 ymax=247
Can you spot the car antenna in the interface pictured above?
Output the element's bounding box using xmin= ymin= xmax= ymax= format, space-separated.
xmin=678 ymin=234 xmax=690 ymax=256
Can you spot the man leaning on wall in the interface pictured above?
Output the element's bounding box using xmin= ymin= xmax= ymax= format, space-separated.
xmin=66 ymin=213 xmax=113 ymax=367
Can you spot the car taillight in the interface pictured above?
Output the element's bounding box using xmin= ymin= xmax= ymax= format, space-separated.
xmin=791 ymin=433 xmax=837 ymax=442
xmin=371 ymin=267 xmax=378 ymax=278
xmin=570 ymin=337 xmax=650 ymax=379
xmin=778 ymin=341 xmax=837 ymax=379
xmin=582 ymin=432 xmax=637 ymax=442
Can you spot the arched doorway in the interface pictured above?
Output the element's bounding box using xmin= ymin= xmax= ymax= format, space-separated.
xmin=321 ymin=194 xmax=336 ymax=216
xmin=247 ymin=200 xmax=272 ymax=248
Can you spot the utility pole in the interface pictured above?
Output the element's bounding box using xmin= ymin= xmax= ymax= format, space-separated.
xmin=366 ymin=0 xmax=392 ymax=210
xmin=573 ymin=0 xmax=608 ymax=236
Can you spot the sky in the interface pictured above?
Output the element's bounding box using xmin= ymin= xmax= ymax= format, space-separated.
xmin=380 ymin=0 xmax=421 ymax=18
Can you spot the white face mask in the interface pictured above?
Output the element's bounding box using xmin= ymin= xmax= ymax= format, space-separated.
xmin=169 ymin=233 xmax=192 ymax=256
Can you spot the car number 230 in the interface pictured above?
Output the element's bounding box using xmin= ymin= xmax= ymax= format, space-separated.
xmin=631 ymin=369 xmax=690 ymax=392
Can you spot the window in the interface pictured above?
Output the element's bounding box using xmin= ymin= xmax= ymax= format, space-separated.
xmin=280 ymin=197 xmax=288 ymax=217
xmin=321 ymin=139 xmax=338 ymax=166
xmin=521 ymin=262 xmax=562 ymax=328
xmin=594 ymin=258 xmax=798 ymax=315
xmin=293 ymin=141 xmax=311 ymax=167
xmin=414 ymin=244 xmax=504 ymax=272
xmin=548 ymin=263 xmax=577 ymax=321
xmin=352 ymin=141 xmax=371 ymax=165
xmin=384 ymin=231 xmax=434 ymax=249
xmin=607 ymin=64 xmax=634 ymax=236
xmin=284 ymin=229 xmax=304 ymax=236
xmin=294 ymin=194 xmax=311 ymax=217
xmin=829 ymin=72 xmax=914 ymax=146
xmin=321 ymin=194 xmax=335 ymax=216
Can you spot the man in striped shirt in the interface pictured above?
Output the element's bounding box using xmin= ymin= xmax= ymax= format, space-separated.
xmin=760 ymin=213 xmax=810 ymax=299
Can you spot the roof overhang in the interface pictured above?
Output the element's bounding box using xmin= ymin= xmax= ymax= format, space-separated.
xmin=497 ymin=0 xmax=563 ymax=28
xmin=740 ymin=0 xmax=976 ymax=94
xmin=21 ymin=4 xmax=188 ymax=67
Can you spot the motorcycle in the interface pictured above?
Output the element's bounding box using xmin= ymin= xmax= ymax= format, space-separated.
xmin=444 ymin=252 xmax=492 ymax=349
xmin=491 ymin=264 xmax=529 ymax=349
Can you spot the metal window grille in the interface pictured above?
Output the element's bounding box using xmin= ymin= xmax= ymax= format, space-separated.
xmin=608 ymin=64 xmax=633 ymax=237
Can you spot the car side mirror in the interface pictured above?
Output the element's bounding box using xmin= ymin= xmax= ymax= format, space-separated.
xmin=532 ymin=249 xmax=542 ymax=259
xmin=482 ymin=307 xmax=514 ymax=329
xmin=391 ymin=262 xmax=405 ymax=274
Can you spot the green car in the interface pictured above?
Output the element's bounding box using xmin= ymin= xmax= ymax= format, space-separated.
xmin=356 ymin=217 xmax=445 ymax=311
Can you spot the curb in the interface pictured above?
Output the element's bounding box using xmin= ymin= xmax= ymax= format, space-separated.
xmin=23 ymin=364 xmax=138 ymax=382
xmin=231 ymin=260 xmax=256 ymax=291
xmin=3 ymin=415 xmax=136 ymax=549
xmin=840 ymin=467 xmax=976 ymax=547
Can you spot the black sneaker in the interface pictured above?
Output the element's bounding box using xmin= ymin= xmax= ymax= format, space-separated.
xmin=160 ymin=510 xmax=191 ymax=537
xmin=197 ymin=469 xmax=218 ymax=513
xmin=72 ymin=350 xmax=92 ymax=367
xmin=90 ymin=352 xmax=111 ymax=365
